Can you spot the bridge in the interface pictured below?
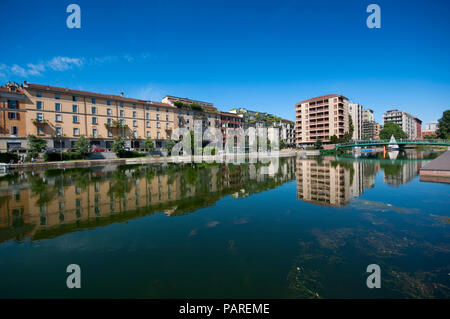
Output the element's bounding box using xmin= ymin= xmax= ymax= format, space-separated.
xmin=336 ymin=139 xmax=450 ymax=149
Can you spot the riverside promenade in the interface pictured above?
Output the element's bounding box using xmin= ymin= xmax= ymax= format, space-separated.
xmin=420 ymin=150 xmax=450 ymax=183
xmin=7 ymin=150 xmax=319 ymax=172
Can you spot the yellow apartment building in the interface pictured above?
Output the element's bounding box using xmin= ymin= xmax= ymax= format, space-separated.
xmin=21 ymin=83 xmax=176 ymax=150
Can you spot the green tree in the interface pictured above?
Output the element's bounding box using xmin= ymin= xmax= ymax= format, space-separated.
xmin=27 ymin=135 xmax=47 ymax=157
xmin=165 ymin=140 xmax=176 ymax=155
xmin=279 ymin=139 xmax=287 ymax=149
xmin=144 ymin=137 xmax=155 ymax=152
xmin=73 ymin=135 xmax=90 ymax=156
xmin=314 ymin=138 xmax=323 ymax=150
xmin=436 ymin=110 xmax=450 ymax=139
xmin=379 ymin=122 xmax=408 ymax=140
xmin=111 ymin=136 xmax=125 ymax=155
xmin=330 ymin=135 xmax=339 ymax=144
xmin=348 ymin=115 xmax=354 ymax=140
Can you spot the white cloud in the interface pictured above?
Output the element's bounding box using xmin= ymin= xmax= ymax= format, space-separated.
xmin=47 ymin=56 xmax=83 ymax=71
xmin=1 ymin=53 xmax=151 ymax=79
xmin=11 ymin=64 xmax=27 ymax=77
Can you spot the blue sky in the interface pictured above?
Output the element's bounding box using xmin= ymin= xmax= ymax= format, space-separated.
xmin=1 ymin=0 xmax=449 ymax=124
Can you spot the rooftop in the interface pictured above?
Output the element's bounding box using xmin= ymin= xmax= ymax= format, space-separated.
xmin=295 ymin=94 xmax=347 ymax=105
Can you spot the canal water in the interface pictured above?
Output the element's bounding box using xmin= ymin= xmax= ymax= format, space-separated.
xmin=0 ymin=151 xmax=449 ymax=298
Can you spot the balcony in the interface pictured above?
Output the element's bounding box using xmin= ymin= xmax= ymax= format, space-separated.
xmin=33 ymin=118 xmax=48 ymax=125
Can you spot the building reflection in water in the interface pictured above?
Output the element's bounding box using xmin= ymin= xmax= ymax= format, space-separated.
xmin=0 ymin=157 xmax=296 ymax=242
xmin=296 ymin=153 xmax=425 ymax=207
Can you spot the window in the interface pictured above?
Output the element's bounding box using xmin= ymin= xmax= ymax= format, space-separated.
xmin=37 ymin=113 xmax=44 ymax=121
xmin=133 ymin=111 xmax=137 ymax=118
xmin=156 ymin=114 xmax=160 ymax=120
xmin=157 ymin=122 xmax=160 ymax=128
xmin=146 ymin=131 xmax=150 ymax=137
xmin=92 ymin=107 xmax=97 ymax=114
xmin=37 ymin=91 xmax=42 ymax=97
xmin=91 ymin=98 xmax=96 ymax=104
xmin=133 ymin=120 xmax=137 ymax=127
xmin=108 ymin=129 xmax=112 ymax=137
xmin=166 ymin=123 xmax=169 ymax=129
xmin=157 ymin=131 xmax=161 ymax=139
xmin=73 ymin=115 xmax=79 ymax=123
xmin=156 ymin=107 xmax=160 ymax=112
xmin=120 ymin=119 xmax=124 ymax=126
xmin=10 ymin=126 xmax=18 ymax=136
xmin=107 ymin=118 xmax=112 ymax=125
xmin=120 ymin=110 xmax=124 ymax=117
xmin=92 ymin=128 xmax=98 ymax=137
xmin=36 ymin=101 xmax=42 ymax=110
xmin=73 ymin=128 xmax=80 ymax=136
xmin=55 ymin=127 xmax=62 ymax=136
xmin=133 ymin=130 xmax=137 ymax=138
xmin=73 ymin=96 xmax=77 ymax=102
xmin=55 ymin=93 xmax=60 ymax=100
xmin=166 ymin=108 xmax=168 ymax=113
xmin=146 ymin=105 xmax=150 ymax=110
xmin=107 ymin=99 xmax=111 ymax=106
xmin=107 ymin=108 xmax=112 ymax=116
xmin=55 ymin=103 xmax=61 ymax=111
xmin=120 ymin=102 xmax=124 ymax=107
xmin=56 ymin=114 xmax=62 ymax=122
xmin=92 ymin=117 xmax=98 ymax=124
xmin=146 ymin=121 xmax=150 ymax=127
xmin=146 ymin=113 xmax=150 ymax=119
xmin=166 ymin=115 xmax=169 ymax=121
xmin=72 ymin=105 xmax=78 ymax=113
xmin=132 ymin=104 xmax=136 ymax=109
xmin=8 ymin=100 xmax=18 ymax=109
xmin=8 ymin=112 xmax=17 ymax=120
xmin=37 ymin=126 xmax=44 ymax=135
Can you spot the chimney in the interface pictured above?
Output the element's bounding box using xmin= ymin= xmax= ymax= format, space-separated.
xmin=120 ymin=92 xmax=124 ymax=97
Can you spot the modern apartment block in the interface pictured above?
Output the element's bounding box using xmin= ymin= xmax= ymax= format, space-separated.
xmin=295 ymin=94 xmax=349 ymax=146
xmin=382 ymin=109 xmax=420 ymax=139
xmin=362 ymin=109 xmax=374 ymax=123
xmin=348 ymin=102 xmax=362 ymax=140
xmin=362 ymin=120 xmax=381 ymax=140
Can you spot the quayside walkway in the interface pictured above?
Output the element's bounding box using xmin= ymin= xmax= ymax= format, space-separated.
xmin=420 ymin=150 xmax=450 ymax=184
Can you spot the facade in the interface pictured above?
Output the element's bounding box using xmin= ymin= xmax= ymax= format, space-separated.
xmin=0 ymin=82 xmax=296 ymax=153
xmin=422 ymin=122 xmax=438 ymax=138
xmin=0 ymin=83 xmax=27 ymax=152
xmin=362 ymin=120 xmax=381 ymax=140
xmin=274 ymin=119 xmax=295 ymax=147
xmin=414 ymin=117 xmax=422 ymax=139
xmin=348 ymin=102 xmax=362 ymax=140
xmin=382 ymin=109 xmax=418 ymax=139
xmin=362 ymin=109 xmax=374 ymax=123
xmin=295 ymin=94 xmax=349 ymax=146
xmin=220 ymin=111 xmax=244 ymax=147
xmin=22 ymin=83 xmax=176 ymax=150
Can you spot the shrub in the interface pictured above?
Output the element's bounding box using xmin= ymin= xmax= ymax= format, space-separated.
xmin=117 ymin=150 xmax=147 ymax=158
xmin=44 ymin=152 xmax=84 ymax=161
xmin=0 ymin=152 xmax=19 ymax=163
